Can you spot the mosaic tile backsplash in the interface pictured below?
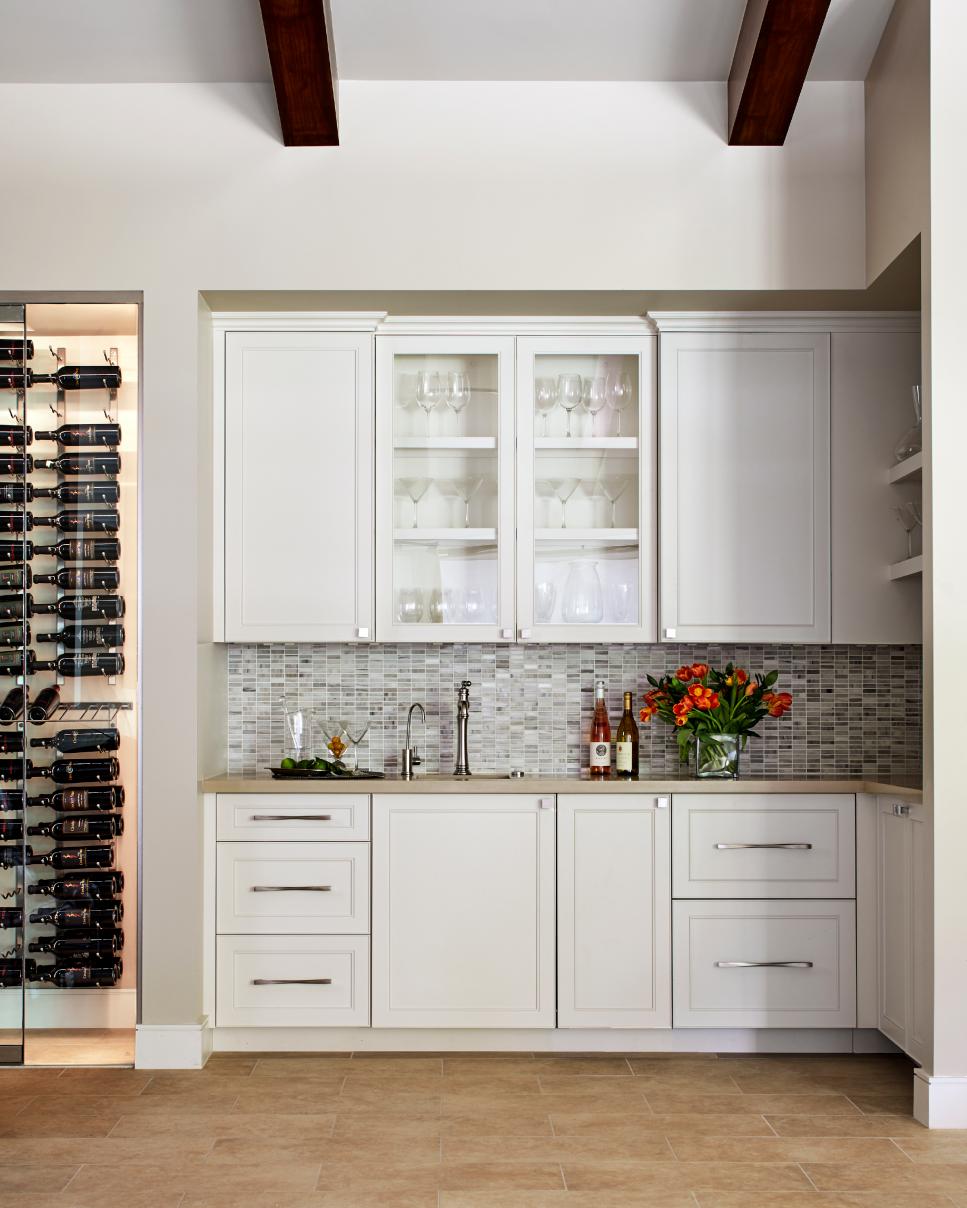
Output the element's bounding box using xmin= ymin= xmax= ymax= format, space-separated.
xmin=227 ymin=643 xmax=922 ymax=780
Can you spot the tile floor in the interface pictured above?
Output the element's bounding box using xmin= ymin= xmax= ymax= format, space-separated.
xmin=2 ymin=1051 xmax=962 ymax=1207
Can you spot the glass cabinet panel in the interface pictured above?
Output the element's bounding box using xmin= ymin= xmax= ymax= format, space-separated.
xmin=516 ymin=337 xmax=657 ymax=642
xmin=377 ymin=336 xmax=515 ymax=642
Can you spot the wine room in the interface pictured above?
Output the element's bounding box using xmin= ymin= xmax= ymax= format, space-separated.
xmin=0 ymin=300 xmax=139 ymax=1067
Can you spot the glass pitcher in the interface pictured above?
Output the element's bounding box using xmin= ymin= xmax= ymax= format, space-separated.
xmin=561 ymin=560 xmax=604 ymax=625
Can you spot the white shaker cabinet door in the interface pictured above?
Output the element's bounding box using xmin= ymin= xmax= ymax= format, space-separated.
xmin=659 ymin=331 xmax=830 ymax=642
xmin=371 ymin=794 xmax=556 ymax=1028
xmin=223 ymin=329 xmax=374 ymax=641
xmin=557 ymin=795 xmax=671 ymax=1028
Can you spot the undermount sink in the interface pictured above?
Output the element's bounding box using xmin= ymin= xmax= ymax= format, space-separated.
xmin=398 ymin=772 xmax=531 ymax=781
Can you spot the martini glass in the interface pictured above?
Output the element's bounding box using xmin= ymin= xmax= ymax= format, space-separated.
xmin=598 ymin=475 xmax=630 ymax=527
xmin=340 ymin=720 xmax=370 ymax=772
xmin=315 ymin=717 xmax=349 ymax=764
xmin=452 ymin=475 xmax=484 ymax=528
xmin=894 ymin=501 xmax=922 ymax=558
xmin=554 ymin=477 xmax=580 ymax=528
xmin=397 ymin=477 xmax=431 ymax=527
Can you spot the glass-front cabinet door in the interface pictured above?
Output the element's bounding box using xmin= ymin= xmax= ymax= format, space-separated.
xmin=516 ymin=336 xmax=657 ymax=642
xmin=376 ymin=336 xmax=515 ymax=642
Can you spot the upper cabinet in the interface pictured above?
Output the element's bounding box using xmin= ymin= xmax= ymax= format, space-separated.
xmin=659 ymin=330 xmax=831 ymax=644
xmin=218 ymin=325 xmax=375 ymax=642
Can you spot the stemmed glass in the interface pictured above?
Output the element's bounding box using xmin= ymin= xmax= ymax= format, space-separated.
xmin=607 ymin=372 xmax=633 ymax=436
xmin=316 ymin=717 xmax=349 ymax=763
xmin=340 ymin=720 xmax=370 ymax=771
xmin=446 ymin=372 xmax=472 ymax=430
xmin=894 ymin=501 xmax=922 ymax=558
xmin=452 ymin=475 xmax=484 ymax=528
xmin=415 ymin=370 xmax=444 ymax=435
xmin=553 ymin=477 xmax=580 ymax=528
xmin=597 ymin=475 xmax=630 ymax=528
xmin=582 ymin=377 xmax=608 ymax=436
xmin=558 ymin=375 xmax=583 ymax=438
xmin=397 ymin=477 xmax=431 ymax=528
xmin=535 ymin=378 xmax=558 ymax=436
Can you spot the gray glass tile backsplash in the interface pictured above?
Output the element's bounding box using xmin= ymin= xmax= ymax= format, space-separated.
xmin=227 ymin=643 xmax=922 ymax=780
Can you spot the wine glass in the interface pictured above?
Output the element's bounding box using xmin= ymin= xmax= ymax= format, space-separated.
xmin=582 ymin=376 xmax=608 ymax=436
xmin=397 ymin=477 xmax=431 ymax=528
xmin=894 ymin=500 xmax=922 ymax=558
xmin=607 ymin=372 xmax=634 ymax=436
xmin=597 ymin=475 xmax=630 ymax=528
xmin=558 ymin=374 xmax=583 ymax=438
xmin=397 ymin=587 xmax=424 ymax=623
xmin=893 ymin=385 xmax=923 ymax=463
xmin=534 ymin=580 xmax=557 ymax=623
xmin=446 ymin=372 xmax=472 ymax=430
xmin=452 ymin=475 xmax=484 ymax=528
xmin=340 ymin=720 xmax=370 ymax=771
xmin=415 ymin=370 xmax=443 ymax=435
xmin=553 ymin=477 xmax=580 ymax=528
xmin=535 ymin=378 xmax=558 ymax=436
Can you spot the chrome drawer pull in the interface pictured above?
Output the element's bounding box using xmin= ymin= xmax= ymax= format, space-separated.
xmin=714 ymin=842 xmax=812 ymax=850
xmin=715 ymin=960 xmax=813 ymax=969
xmin=251 ymin=814 xmax=333 ymax=821
xmin=251 ymin=885 xmax=332 ymax=893
xmin=251 ymin=977 xmax=333 ymax=986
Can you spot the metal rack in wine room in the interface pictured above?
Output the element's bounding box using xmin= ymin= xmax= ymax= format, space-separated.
xmin=0 ymin=300 xmax=139 ymax=1066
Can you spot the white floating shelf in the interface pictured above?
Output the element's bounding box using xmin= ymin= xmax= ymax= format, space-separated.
xmin=888 ymin=451 xmax=923 ymax=484
xmin=889 ymin=554 xmax=923 ymax=580
xmin=535 ymin=437 xmax=638 ymax=451
xmin=394 ymin=528 xmax=496 ymax=542
xmin=535 ymin=528 xmax=638 ymax=543
xmin=395 ymin=436 xmax=497 ymax=450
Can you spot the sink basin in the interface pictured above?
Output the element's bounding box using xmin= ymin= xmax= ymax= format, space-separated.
xmin=395 ymin=772 xmax=531 ymax=781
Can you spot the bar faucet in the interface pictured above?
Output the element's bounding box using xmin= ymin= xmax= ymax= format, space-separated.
xmin=401 ymin=702 xmax=425 ymax=779
xmin=454 ymin=680 xmax=472 ymax=777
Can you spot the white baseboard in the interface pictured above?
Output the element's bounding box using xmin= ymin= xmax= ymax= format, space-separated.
xmin=24 ymin=988 xmax=136 ymax=1030
xmin=212 ymin=1026 xmax=887 ymax=1055
xmin=135 ymin=1017 xmax=213 ymax=1069
xmin=914 ymin=1069 xmax=967 ymax=1128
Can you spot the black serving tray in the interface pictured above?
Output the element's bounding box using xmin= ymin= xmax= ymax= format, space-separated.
xmin=266 ymin=766 xmax=385 ymax=780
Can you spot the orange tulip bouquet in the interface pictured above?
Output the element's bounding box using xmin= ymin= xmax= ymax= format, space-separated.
xmin=640 ymin=662 xmax=792 ymax=779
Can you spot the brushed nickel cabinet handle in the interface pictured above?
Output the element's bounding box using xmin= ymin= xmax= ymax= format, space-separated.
xmin=715 ymin=960 xmax=813 ymax=969
xmin=893 ymin=803 xmax=911 ymax=817
xmin=251 ymin=977 xmax=333 ymax=985
xmin=251 ymin=885 xmax=332 ymax=893
xmin=714 ymin=842 xmax=812 ymax=850
xmin=251 ymin=814 xmax=333 ymax=821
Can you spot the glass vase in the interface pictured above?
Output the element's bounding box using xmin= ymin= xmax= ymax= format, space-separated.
xmin=693 ymin=732 xmax=741 ymax=780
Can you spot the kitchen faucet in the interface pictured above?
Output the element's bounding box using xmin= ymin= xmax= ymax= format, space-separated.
xmin=401 ymin=702 xmax=425 ymax=779
xmin=454 ymin=680 xmax=472 ymax=777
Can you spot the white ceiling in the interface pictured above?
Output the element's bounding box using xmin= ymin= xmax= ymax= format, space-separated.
xmin=0 ymin=0 xmax=895 ymax=84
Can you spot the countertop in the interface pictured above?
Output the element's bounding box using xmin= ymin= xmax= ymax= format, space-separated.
xmin=201 ymin=773 xmax=923 ymax=799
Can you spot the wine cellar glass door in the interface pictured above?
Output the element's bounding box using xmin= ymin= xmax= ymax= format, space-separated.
xmin=0 ymin=304 xmax=27 ymax=1064
xmin=1 ymin=301 xmax=138 ymax=1067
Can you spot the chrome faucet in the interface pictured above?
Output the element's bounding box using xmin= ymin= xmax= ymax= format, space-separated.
xmin=454 ymin=680 xmax=472 ymax=777
xmin=401 ymin=702 xmax=425 ymax=779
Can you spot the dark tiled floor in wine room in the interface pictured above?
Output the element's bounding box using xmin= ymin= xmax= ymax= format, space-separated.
xmin=0 ymin=1050 xmax=953 ymax=1208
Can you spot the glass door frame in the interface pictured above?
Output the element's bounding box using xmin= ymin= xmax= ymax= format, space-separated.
xmin=515 ymin=334 xmax=658 ymax=643
xmin=375 ymin=334 xmax=516 ymax=643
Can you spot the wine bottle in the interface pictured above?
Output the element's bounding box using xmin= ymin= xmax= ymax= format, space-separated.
xmin=0 ymin=958 xmax=37 ymax=987
xmin=34 ymin=453 xmax=120 ymax=476
xmin=31 ymin=844 xmax=114 ymax=870
xmin=34 ymin=481 xmax=120 ymax=505
xmin=0 ymin=454 xmax=32 ymax=475
xmin=0 ymin=540 xmax=35 ymax=564
xmin=34 ymin=960 xmax=123 ymax=987
xmin=0 ymin=649 xmax=33 ymax=676
xmin=2 ymin=367 xmax=121 ymax=393
xmin=0 ymin=596 xmax=33 ymax=622
xmin=34 ymin=567 xmax=119 ymax=591
xmin=30 ymin=727 xmax=120 ymax=754
xmin=38 ymin=625 xmax=124 ymax=651
xmin=0 ymin=482 xmax=33 ymax=501
xmin=28 ymin=757 xmax=121 ymax=783
xmin=589 ymin=680 xmax=612 ymax=778
xmin=32 ymin=596 xmax=125 ymax=620
xmin=28 ymin=870 xmax=124 ymax=899
xmin=35 ymin=421 xmax=121 ymax=446
xmin=27 ymin=814 xmax=123 ymax=842
xmin=0 ymin=567 xmax=31 ymax=590
xmin=29 ymin=785 xmax=124 ymax=812
xmin=0 ymin=844 xmax=30 ymax=868
xmin=27 ymin=684 xmax=59 ymax=723
xmin=0 ymin=788 xmax=24 ymax=811
xmin=28 ymin=932 xmax=123 ymax=957
xmin=33 ymin=653 xmax=124 ymax=677
xmin=29 ymin=902 xmax=123 ymax=928
xmin=32 ymin=538 xmax=120 ymax=563
xmin=0 ymin=907 xmax=23 ymax=928
xmin=33 ymin=510 xmax=120 ymax=534
xmin=0 ymin=426 xmax=31 ymax=449
xmin=0 ymin=512 xmax=31 ymax=533
xmin=615 ymin=691 xmax=640 ymax=779
xmin=0 ymin=732 xmax=24 ymax=753
xmin=0 ymin=818 xmax=23 ymax=839
xmin=0 ymin=625 xmax=27 ymax=649
xmin=0 ymin=338 xmax=33 ymax=361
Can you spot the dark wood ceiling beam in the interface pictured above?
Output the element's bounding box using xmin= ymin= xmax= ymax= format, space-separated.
xmin=259 ymin=0 xmax=338 ymax=146
xmin=728 ymin=0 xmax=831 ymax=146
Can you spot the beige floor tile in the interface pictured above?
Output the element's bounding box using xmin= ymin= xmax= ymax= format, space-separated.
xmin=16 ymin=1092 xmax=243 ymax=1118
xmin=0 ymin=1112 xmax=121 ymax=1137
xmin=895 ymin=1134 xmax=967 ymax=1161
xmin=437 ymin=1161 xmax=567 ymax=1191
xmin=695 ymin=1193 xmax=957 ymax=1208
xmin=0 ymin=1136 xmax=214 ymax=1165
xmin=333 ymin=1114 xmax=446 ymax=1139
xmin=345 ymin=1056 xmax=446 ymax=1073
xmin=110 ymin=1111 xmax=337 ymax=1139
xmin=442 ymin=1134 xmax=675 ymax=1162
xmin=764 ymin=1113 xmax=925 ymax=1138
xmin=563 ymin=1160 xmax=813 ymax=1192
xmin=0 ymin=1167 xmax=79 ymax=1195
xmin=440 ymin=1193 xmax=695 ymax=1208
xmin=66 ymin=1160 xmax=324 ymax=1199
xmin=57 ymin=1067 xmax=154 ymax=1091
xmin=251 ymin=1056 xmax=356 ymax=1076
xmin=313 ymin=1162 xmax=443 ymax=1194
xmin=233 ymin=1086 xmax=371 ymax=1114
xmin=550 ymin=1112 xmax=774 ymax=1138
xmin=309 ymin=1195 xmax=439 ymax=1208
xmin=802 ymin=1162 xmax=967 ymax=1192
xmin=0 ymin=1067 xmax=68 ymax=1090
xmin=644 ymin=1091 xmax=862 ymax=1115
xmin=670 ymin=1136 xmax=912 ymax=1164
xmin=440 ymin=1112 xmax=554 ymax=1137
xmin=537 ymin=1074 xmax=668 ymax=1096
xmin=0 ymin=1189 xmax=183 ymax=1208
xmin=845 ymin=1091 xmax=915 ymax=1115
xmin=206 ymin=1136 xmax=443 ymax=1166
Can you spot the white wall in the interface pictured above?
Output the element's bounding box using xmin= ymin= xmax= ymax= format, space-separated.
xmin=0 ymin=78 xmax=866 ymax=1026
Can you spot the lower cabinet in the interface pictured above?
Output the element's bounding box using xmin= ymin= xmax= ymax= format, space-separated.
xmin=557 ymin=794 xmax=671 ymax=1028
xmin=877 ymin=797 xmax=932 ymax=1064
xmin=371 ymin=793 xmax=556 ymax=1028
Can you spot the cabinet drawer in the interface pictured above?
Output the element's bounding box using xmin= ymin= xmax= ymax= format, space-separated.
xmin=216 ymin=935 xmax=370 ymax=1026
xmin=216 ymin=794 xmax=369 ymax=842
xmin=673 ymin=899 xmax=856 ymax=1028
xmin=672 ymin=794 xmax=855 ymax=898
xmin=216 ymin=842 xmax=370 ymax=934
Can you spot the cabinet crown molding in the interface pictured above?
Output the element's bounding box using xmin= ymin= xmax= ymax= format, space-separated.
xmin=211 ymin=312 xmax=388 ymax=333
xmin=648 ymin=311 xmax=921 ymax=333
xmin=376 ymin=315 xmax=657 ymax=335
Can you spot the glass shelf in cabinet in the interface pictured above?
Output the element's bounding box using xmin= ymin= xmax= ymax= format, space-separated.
xmin=394 ymin=436 xmax=497 ymax=451
xmin=534 ymin=528 xmax=637 ymax=543
xmin=534 ymin=436 xmax=637 ymax=451
xmin=394 ymin=527 xmax=497 ymax=543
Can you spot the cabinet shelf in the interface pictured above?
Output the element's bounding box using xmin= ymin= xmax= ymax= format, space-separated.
xmin=535 ymin=528 xmax=637 ymax=544
xmin=394 ymin=528 xmax=496 ymax=543
xmin=394 ymin=437 xmax=496 ymax=451
xmin=888 ymin=555 xmax=922 ymax=580
xmin=535 ymin=437 xmax=637 ymax=451
xmin=888 ymin=452 xmax=922 ymax=484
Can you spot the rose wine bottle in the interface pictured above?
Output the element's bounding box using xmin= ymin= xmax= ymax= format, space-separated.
xmin=589 ymin=680 xmax=611 ymax=778
xmin=615 ymin=691 xmax=640 ymax=778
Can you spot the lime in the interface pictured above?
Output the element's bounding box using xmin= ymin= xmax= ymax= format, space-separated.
xmin=280 ymin=757 xmax=295 ymax=770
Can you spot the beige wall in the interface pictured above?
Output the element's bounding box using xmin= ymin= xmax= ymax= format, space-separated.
xmin=865 ymin=0 xmax=929 ymax=283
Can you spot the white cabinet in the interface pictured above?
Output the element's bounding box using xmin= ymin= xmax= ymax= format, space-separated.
xmin=371 ymin=793 xmax=556 ymax=1027
xmin=221 ymin=328 xmax=374 ymax=641
xmin=557 ymin=794 xmax=670 ymax=1028
xmin=659 ymin=331 xmax=831 ymax=643
xmin=877 ymin=797 xmax=932 ymax=1064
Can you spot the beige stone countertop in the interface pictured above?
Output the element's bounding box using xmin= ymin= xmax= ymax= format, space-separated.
xmin=201 ymin=773 xmax=923 ymax=799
